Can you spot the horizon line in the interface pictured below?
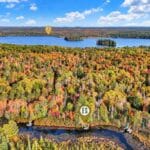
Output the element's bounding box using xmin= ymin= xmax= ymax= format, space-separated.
xmin=0 ymin=26 xmax=150 ymax=28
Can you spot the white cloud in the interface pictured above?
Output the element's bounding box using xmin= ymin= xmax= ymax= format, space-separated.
xmin=122 ymin=0 xmax=149 ymax=7
xmin=128 ymin=4 xmax=150 ymax=14
xmin=122 ymin=0 xmax=136 ymax=6
xmin=98 ymin=0 xmax=150 ymax=26
xmin=0 ymin=12 xmax=10 ymax=23
xmin=25 ymin=19 xmax=36 ymax=25
xmin=98 ymin=11 xmax=143 ymax=26
xmin=1 ymin=18 xmax=10 ymax=22
xmin=30 ymin=3 xmax=37 ymax=11
xmin=106 ymin=0 xmax=110 ymax=3
xmin=6 ymin=3 xmax=15 ymax=8
xmin=0 ymin=0 xmax=19 ymax=2
xmin=16 ymin=15 xmax=24 ymax=20
xmin=54 ymin=7 xmax=102 ymax=23
xmin=0 ymin=0 xmax=27 ymax=3
xmin=122 ymin=0 xmax=150 ymax=14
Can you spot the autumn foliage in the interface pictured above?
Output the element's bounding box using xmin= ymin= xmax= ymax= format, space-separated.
xmin=0 ymin=44 xmax=149 ymax=130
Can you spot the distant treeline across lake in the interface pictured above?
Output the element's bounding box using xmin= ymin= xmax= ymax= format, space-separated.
xmin=0 ymin=27 xmax=150 ymax=39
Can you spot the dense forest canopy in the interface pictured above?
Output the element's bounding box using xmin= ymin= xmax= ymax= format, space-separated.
xmin=0 ymin=44 xmax=150 ymax=149
xmin=0 ymin=44 xmax=149 ymax=129
xmin=0 ymin=27 xmax=150 ymax=39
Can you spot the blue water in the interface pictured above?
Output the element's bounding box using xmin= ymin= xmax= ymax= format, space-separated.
xmin=19 ymin=126 xmax=133 ymax=150
xmin=0 ymin=36 xmax=149 ymax=47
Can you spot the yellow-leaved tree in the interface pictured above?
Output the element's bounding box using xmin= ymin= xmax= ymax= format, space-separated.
xmin=45 ymin=26 xmax=52 ymax=35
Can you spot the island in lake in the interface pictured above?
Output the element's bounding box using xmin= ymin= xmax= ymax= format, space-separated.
xmin=64 ymin=36 xmax=83 ymax=41
xmin=97 ymin=39 xmax=117 ymax=47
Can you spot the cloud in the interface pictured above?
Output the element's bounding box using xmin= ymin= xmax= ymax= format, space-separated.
xmin=128 ymin=4 xmax=150 ymax=14
xmin=0 ymin=0 xmax=27 ymax=3
xmin=54 ymin=7 xmax=102 ymax=23
xmin=122 ymin=0 xmax=149 ymax=7
xmin=0 ymin=12 xmax=11 ymax=23
xmin=6 ymin=3 xmax=15 ymax=8
xmin=122 ymin=0 xmax=150 ymax=14
xmin=0 ymin=0 xmax=19 ymax=2
xmin=98 ymin=0 xmax=150 ymax=26
xmin=30 ymin=3 xmax=37 ymax=11
xmin=16 ymin=15 xmax=24 ymax=20
xmin=105 ymin=0 xmax=110 ymax=3
xmin=98 ymin=11 xmax=143 ymax=26
xmin=1 ymin=18 xmax=10 ymax=22
xmin=25 ymin=19 xmax=36 ymax=25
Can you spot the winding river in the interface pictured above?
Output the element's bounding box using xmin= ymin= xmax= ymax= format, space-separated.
xmin=19 ymin=126 xmax=145 ymax=150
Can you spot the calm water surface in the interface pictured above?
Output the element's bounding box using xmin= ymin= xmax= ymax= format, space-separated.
xmin=0 ymin=36 xmax=149 ymax=47
xmin=19 ymin=126 xmax=133 ymax=150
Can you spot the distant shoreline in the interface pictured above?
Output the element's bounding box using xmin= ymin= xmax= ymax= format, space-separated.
xmin=0 ymin=27 xmax=150 ymax=39
xmin=0 ymin=35 xmax=150 ymax=39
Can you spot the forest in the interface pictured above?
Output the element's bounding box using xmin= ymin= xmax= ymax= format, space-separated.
xmin=0 ymin=44 xmax=150 ymax=149
xmin=0 ymin=27 xmax=150 ymax=39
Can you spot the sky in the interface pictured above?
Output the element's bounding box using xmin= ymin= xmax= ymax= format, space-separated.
xmin=0 ymin=0 xmax=150 ymax=27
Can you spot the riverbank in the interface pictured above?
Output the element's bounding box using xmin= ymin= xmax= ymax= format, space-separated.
xmin=18 ymin=124 xmax=150 ymax=150
xmin=16 ymin=117 xmax=150 ymax=149
xmin=1 ymin=119 xmax=149 ymax=150
xmin=19 ymin=135 xmax=125 ymax=150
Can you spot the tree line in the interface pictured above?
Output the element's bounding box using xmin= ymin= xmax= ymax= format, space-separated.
xmin=0 ymin=27 xmax=150 ymax=39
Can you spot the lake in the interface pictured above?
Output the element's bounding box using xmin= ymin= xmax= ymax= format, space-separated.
xmin=0 ymin=36 xmax=150 ymax=47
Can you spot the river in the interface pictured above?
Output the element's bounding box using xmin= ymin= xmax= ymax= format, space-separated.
xmin=19 ymin=125 xmax=148 ymax=150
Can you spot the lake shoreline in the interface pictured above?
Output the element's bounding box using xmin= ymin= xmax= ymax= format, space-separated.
xmin=0 ymin=36 xmax=149 ymax=47
xmin=0 ymin=34 xmax=150 ymax=39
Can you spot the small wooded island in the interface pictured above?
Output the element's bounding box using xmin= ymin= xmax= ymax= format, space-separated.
xmin=97 ymin=39 xmax=116 ymax=47
xmin=64 ymin=36 xmax=83 ymax=41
